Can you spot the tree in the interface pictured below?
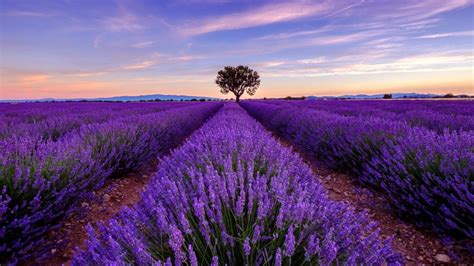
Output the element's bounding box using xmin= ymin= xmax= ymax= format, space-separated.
xmin=383 ymin=93 xmax=392 ymax=99
xmin=215 ymin=65 xmax=260 ymax=103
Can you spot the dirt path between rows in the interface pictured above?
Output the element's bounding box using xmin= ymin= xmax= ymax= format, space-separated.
xmin=26 ymin=159 xmax=159 ymax=265
xmin=277 ymin=139 xmax=473 ymax=265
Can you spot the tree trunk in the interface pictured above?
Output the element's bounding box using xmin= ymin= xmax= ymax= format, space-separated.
xmin=235 ymin=95 xmax=240 ymax=103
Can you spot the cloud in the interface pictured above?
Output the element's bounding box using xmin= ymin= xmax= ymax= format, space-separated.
xmin=131 ymin=77 xmax=156 ymax=82
xmin=178 ymin=1 xmax=334 ymax=36
xmin=297 ymin=57 xmax=327 ymax=64
xmin=93 ymin=34 xmax=103 ymax=48
xmin=415 ymin=0 xmax=473 ymax=19
xmin=68 ymin=71 xmax=108 ymax=77
xmin=372 ymin=0 xmax=472 ymax=23
xmin=175 ymin=0 xmax=233 ymax=3
xmin=257 ymin=61 xmax=287 ymax=68
xmin=131 ymin=41 xmax=154 ymax=48
xmin=214 ymin=0 xmax=471 ymax=58
xmin=417 ymin=30 xmax=474 ymax=39
xmin=264 ymin=65 xmax=472 ymax=78
xmin=61 ymin=53 xmax=204 ymax=76
xmin=307 ymin=31 xmax=377 ymax=45
xmin=229 ymin=30 xmax=381 ymax=57
xmin=391 ymin=54 xmax=473 ymax=67
xmin=262 ymin=30 xmax=381 ymax=52
xmin=99 ymin=2 xmax=149 ymax=32
xmin=170 ymin=55 xmax=206 ymax=62
xmin=397 ymin=18 xmax=440 ymax=30
xmin=178 ymin=0 xmax=472 ymax=37
xmin=101 ymin=12 xmax=145 ymax=32
xmin=122 ymin=60 xmax=157 ymax=70
xmin=322 ymin=0 xmax=366 ymax=18
xmin=152 ymin=75 xmax=212 ymax=84
xmin=263 ymin=51 xmax=473 ymax=77
xmin=255 ymin=27 xmax=333 ymax=41
xmin=19 ymin=74 xmax=49 ymax=83
xmin=4 ymin=10 xmax=52 ymax=17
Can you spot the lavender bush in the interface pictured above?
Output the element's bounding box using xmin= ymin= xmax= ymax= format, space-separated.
xmin=365 ymin=129 xmax=474 ymax=239
xmin=0 ymin=102 xmax=196 ymax=141
xmin=266 ymin=100 xmax=474 ymax=133
xmin=73 ymin=104 xmax=401 ymax=265
xmin=0 ymin=102 xmax=222 ymax=263
xmin=241 ymin=101 xmax=473 ymax=240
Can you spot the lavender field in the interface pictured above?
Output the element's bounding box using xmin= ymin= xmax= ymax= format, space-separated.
xmin=242 ymin=100 xmax=473 ymax=239
xmin=0 ymin=100 xmax=473 ymax=264
xmin=0 ymin=101 xmax=223 ymax=262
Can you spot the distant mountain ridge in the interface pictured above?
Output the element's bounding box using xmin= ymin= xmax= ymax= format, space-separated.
xmin=93 ymin=93 xmax=219 ymax=102
xmin=307 ymin=92 xmax=442 ymax=99
xmin=1 ymin=93 xmax=219 ymax=103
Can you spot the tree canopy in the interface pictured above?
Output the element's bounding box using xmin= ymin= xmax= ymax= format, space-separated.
xmin=216 ymin=66 xmax=260 ymax=102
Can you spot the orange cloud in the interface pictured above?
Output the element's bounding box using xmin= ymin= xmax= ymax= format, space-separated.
xmin=19 ymin=74 xmax=49 ymax=83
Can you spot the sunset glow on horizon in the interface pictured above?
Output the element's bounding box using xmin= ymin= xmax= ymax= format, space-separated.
xmin=1 ymin=0 xmax=473 ymax=100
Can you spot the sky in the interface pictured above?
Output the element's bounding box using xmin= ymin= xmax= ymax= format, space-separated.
xmin=0 ymin=0 xmax=473 ymax=100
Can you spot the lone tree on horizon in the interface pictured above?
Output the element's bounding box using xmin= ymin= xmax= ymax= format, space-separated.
xmin=216 ymin=65 xmax=260 ymax=103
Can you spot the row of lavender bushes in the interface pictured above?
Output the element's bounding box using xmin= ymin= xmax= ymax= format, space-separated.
xmin=0 ymin=102 xmax=222 ymax=263
xmin=73 ymin=104 xmax=402 ymax=265
xmin=241 ymin=101 xmax=473 ymax=241
xmin=291 ymin=99 xmax=474 ymax=115
xmin=267 ymin=100 xmax=474 ymax=133
xmin=0 ymin=102 xmax=197 ymax=141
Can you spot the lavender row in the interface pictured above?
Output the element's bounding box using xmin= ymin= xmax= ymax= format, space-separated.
xmin=73 ymin=104 xmax=401 ymax=265
xmin=0 ymin=102 xmax=222 ymax=263
xmin=241 ymin=101 xmax=473 ymax=241
xmin=288 ymin=99 xmax=474 ymax=116
xmin=0 ymin=102 xmax=196 ymax=141
xmin=266 ymin=100 xmax=474 ymax=133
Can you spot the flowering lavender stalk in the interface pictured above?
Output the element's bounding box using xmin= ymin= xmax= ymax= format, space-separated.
xmin=0 ymin=102 xmax=222 ymax=263
xmin=73 ymin=104 xmax=401 ymax=265
xmin=243 ymin=237 xmax=251 ymax=256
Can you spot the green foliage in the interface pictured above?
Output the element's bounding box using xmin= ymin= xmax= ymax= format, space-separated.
xmin=215 ymin=66 xmax=260 ymax=102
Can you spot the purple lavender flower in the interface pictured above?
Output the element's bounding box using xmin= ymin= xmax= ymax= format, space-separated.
xmin=251 ymin=224 xmax=261 ymax=244
xmin=71 ymin=104 xmax=400 ymax=265
xmin=243 ymin=237 xmax=251 ymax=256
xmin=321 ymin=230 xmax=338 ymax=265
xmin=284 ymin=225 xmax=296 ymax=257
xmin=211 ymin=256 xmax=219 ymax=266
xmin=305 ymin=234 xmax=320 ymax=259
xmin=274 ymin=248 xmax=282 ymax=266
xmin=169 ymin=225 xmax=185 ymax=262
xmin=188 ymin=245 xmax=198 ymax=266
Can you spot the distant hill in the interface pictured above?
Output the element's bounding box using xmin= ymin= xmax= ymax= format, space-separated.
xmin=92 ymin=94 xmax=219 ymax=102
xmin=0 ymin=93 xmax=220 ymax=103
xmin=307 ymin=93 xmax=441 ymax=100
